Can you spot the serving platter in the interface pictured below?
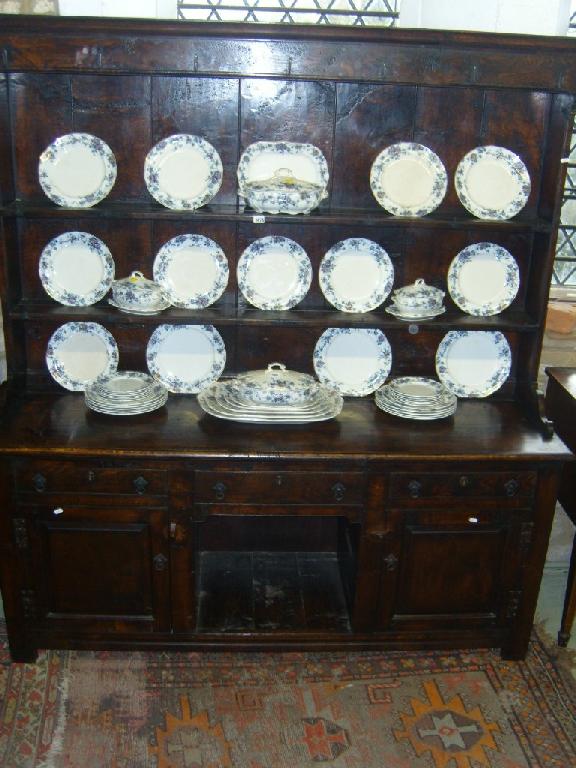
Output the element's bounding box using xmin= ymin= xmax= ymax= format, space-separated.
xmin=435 ymin=330 xmax=512 ymax=398
xmin=319 ymin=238 xmax=394 ymax=313
xmin=455 ymin=145 xmax=531 ymax=220
xmin=146 ymin=324 xmax=226 ymax=393
xmin=237 ymin=236 xmax=312 ymax=310
xmin=447 ymin=243 xmax=520 ymax=316
xmin=144 ymin=134 xmax=223 ymax=210
xmin=38 ymin=133 xmax=117 ymax=208
xmin=153 ymin=234 xmax=229 ymax=309
xmin=46 ymin=321 xmax=119 ymax=391
xmin=370 ymin=142 xmax=447 ymax=217
xmin=313 ymin=328 xmax=392 ymax=396
xmin=39 ymin=232 xmax=115 ymax=306
xmin=237 ymin=141 xmax=329 ymax=196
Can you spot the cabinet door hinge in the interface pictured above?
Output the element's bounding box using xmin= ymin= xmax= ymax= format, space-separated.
xmin=506 ymin=589 xmax=523 ymax=619
xmin=153 ymin=553 xmax=169 ymax=572
xmin=519 ymin=522 xmax=534 ymax=562
xmin=21 ymin=589 xmax=37 ymax=619
xmin=13 ymin=518 xmax=29 ymax=550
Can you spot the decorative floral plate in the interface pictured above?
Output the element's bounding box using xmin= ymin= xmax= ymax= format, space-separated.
xmin=455 ymin=146 xmax=531 ymax=220
xmin=46 ymin=321 xmax=119 ymax=391
xmin=39 ymin=232 xmax=115 ymax=306
xmin=146 ymin=324 xmax=226 ymax=393
xmin=144 ymin=134 xmax=223 ymax=210
xmin=447 ymin=242 xmax=520 ymax=316
xmin=435 ymin=330 xmax=512 ymax=398
xmin=237 ymin=236 xmax=312 ymax=310
xmin=313 ymin=327 xmax=392 ymax=396
xmin=38 ymin=133 xmax=117 ymax=208
xmin=370 ymin=142 xmax=447 ymax=217
xmin=319 ymin=238 xmax=394 ymax=313
xmin=153 ymin=234 xmax=229 ymax=309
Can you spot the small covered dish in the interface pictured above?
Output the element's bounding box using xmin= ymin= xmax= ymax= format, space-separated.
xmin=230 ymin=362 xmax=319 ymax=405
xmin=242 ymin=168 xmax=326 ymax=215
xmin=391 ymin=278 xmax=445 ymax=313
xmin=111 ymin=270 xmax=168 ymax=310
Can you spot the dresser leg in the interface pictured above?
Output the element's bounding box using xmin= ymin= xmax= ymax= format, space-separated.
xmin=9 ymin=644 xmax=38 ymax=664
xmin=558 ymin=531 xmax=576 ymax=647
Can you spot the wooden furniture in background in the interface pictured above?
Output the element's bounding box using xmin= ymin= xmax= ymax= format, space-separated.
xmin=545 ymin=366 xmax=576 ymax=646
xmin=0 ymin=16 xmax=573 ymax=662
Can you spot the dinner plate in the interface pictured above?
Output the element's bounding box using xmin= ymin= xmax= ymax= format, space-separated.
xmin=370 ymin=142 xmax=447 ymax=217
xmin=38 ymin=133 xmax=117 ymax=208
xmin=153 ymin=234 xmax=229 ymax=309
xmin=435 ymin=330 xmax=511 ymax=398
xmin=237 ymin=141 xmax=329 ymax=196
xmin=455 ymin=146 xmax=531 ymax=220
xmin=39 ymin=232 xmax=115 ymax=306
xmin=46 ymin=321 xmax=119 ymax=391
xmin=313 ymin=328 xmax=392 ymax=396
xmin=144 ymin=134 xmax=223 ymax=210
xmin=146 ymin=324 xmax=226 ymax=393
xmin=447 ymin=243 xmax=520 ymax=316
xmin=319 ymin=238 xmax=394 ymax=313
xmin=237 ymin=236 xmax=312 ymax=310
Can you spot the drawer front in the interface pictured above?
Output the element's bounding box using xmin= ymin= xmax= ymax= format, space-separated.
xmin=194 ymin=471 xmax=365 ymax=506
xmin=13 ymin=461 xmax=167 ymax=498
xmin=389 ymin=471 xmax=536 ymax=504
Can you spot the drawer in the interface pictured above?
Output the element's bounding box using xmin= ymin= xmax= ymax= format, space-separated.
xmin=389 ymin=471 xmax=536 ymax=504
xmin=194 ymin=470 xmax=365 ymax=506
xmin=13 ymin=461 xmax=167 ymax=498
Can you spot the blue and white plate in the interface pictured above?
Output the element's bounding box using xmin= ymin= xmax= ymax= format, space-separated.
xmin=435 ymin=330 xmax=511 ymax=398
xmin=370 ymin=142 xmax=447 ymax=217
xmin=448 ymin=243 xmax=520 ymax=316
xmin=238 ymin=141 xmax=329 ymax=198
xmin=320 ymin=238 xmax=394 ymax=313
xmin=146 ymin=324 xmax=226 ymax=393
xmin=39 ymin=133 xmax=117 ymax=208
xmin=39 ymin=232 xmax=115 ymax=306
xmin=455 ymin=146 xmax=530 ymax=220
xmin=153 ymin=234 xmax=229 ymax=309
xmin=313 ymin=327 xmax=392 ymax=396
xmin=46 ymin=322 xmax=119 ymax=391
xmin=238 ymin=236 xmax=312 ymax=310
xmin=144 ymin=134 xmax=223 ymax=210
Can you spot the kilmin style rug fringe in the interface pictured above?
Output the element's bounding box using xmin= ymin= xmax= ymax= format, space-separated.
xmin=0 ymin=624 xmax=575 ymax=768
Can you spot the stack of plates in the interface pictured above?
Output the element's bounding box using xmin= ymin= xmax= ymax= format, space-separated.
xmin=85 ymin=371 xmax=168 ymax=415
xmin=375 ymin=376 xmax=457 ymax=421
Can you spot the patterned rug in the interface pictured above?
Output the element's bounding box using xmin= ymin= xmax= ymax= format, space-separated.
xmin=0 ymin=625 xmax=575 ymax=768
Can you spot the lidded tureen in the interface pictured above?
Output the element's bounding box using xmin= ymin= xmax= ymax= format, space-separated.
xmin=111 ymin=270 xmax=168 ymax=310
xmin=243 ymin=168 xmax=326 ymax=216
xmin=391 ymin=278 xmax=445 ymax=313
xmin=230 ymin=362 xmax=319 ymax=405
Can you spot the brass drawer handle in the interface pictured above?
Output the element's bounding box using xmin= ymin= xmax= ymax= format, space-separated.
xmin=133 ymin=476 xmax=148 ymax=495
xmin=212 ymin=481 xmax=227 ymax=501
xmin=32 ymin=473 xmax=47 ymax=493
xmin=459 ymin=475 xmax=470 ymax=488
xmin=407 ymin=480 xmax=422 ymax=499
xmin=504 ymin=479 xmax=520 ymax=497
xmin=153 ymin=553 xmax=168 ymax=571
xmin=332 ymin=482 xmax=346 ymax=502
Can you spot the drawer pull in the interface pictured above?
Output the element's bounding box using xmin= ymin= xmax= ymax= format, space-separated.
xmin=212 ymin=481 xmax=227 ymax=501
xmin=153 ymin=553 xmax=168 ymax=571
xmin=407 ymin=480 xmax=422 ymax=499
xmin=87 ymin=470 xmax=96 ymax=482
xmin=332 ymin=482 xmax=346 ymax=502
xmin=468 ymin=516 xmax=478 ymax=524
xmin=32 ymin=473 xmax=47 ymax=493
xmin=459 ymin=475 xmax=470 ymax=488
xmin=504 ymin=479 xmax=519 ymax=497
xmin=53 ymin=508 xmax=64 ymax=516
xmin=133 ymin=476 xmax=148 ymax=495
xmin=383 ymin=553 xmax=399 ymax=572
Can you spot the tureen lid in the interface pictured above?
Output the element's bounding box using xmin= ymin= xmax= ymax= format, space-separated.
xmin=393 ymin=278 xmax=444 ymax=300
xmin=113 ymin=270 xmax=162 ymax=292
xmin=232 ymin=362 xmax=318 ymax=403
xmin=244 ymin=168 xmax=324 ymax=193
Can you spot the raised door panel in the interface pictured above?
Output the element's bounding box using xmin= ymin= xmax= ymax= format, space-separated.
xmin=25 ymin=505 xmax=170 ymax=634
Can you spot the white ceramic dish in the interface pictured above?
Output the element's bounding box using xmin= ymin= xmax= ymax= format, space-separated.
xmin=319 ymin=238 xmax=394 ymax=313
xmin=447 ymin=243 xmax=520 ymax=316
xmin=455 ymin=146 xmax=530 ymax=220
xmin=435 ymin=330 xmax=512 ymax=398
xmin=108 ymin=296 xmax=171 ymax=315
xmin=153 ymin=234 xmax=229 ymax=309
xmin=370 ymin=142 xmax=447 ymax=217
xmin=391 ymin=278 xmax=444 ymax=313
xmin=111 ymin=271 xmax=167 ymax=310
xmin=39 ymin=232 xmax=115 ymax=306
xmin=385 ymin=305 xmax=446 ymax=321
xmin=39 ymin=133 xmax=117 ymax=208
xmin=46 ymin=321 xmax=119 ymax=391
xmin=85 ymin=371 xmax=168 ymax=415
xmin=242 ymin=169 xmax=326 ymax=215
xmin=146 ymin=324 xmax=226 ymax=393
xmin=313 ymin=327 xmax=392 ymax=396
xmin=237 ymin=236 xmax=312 ymax=310
xmin=144 ymin=134 xmax=223 ymax=210
xmin=238 ymin=141 xmax=329 ymax=199
xmin=230 ymin=363 xmax=318 ymax=405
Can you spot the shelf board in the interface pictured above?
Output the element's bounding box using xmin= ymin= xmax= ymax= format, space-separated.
xmin=9 ymin=301 xmax=540 ymax=331
xmin=0 ymin=200 xmax=552 ymax=232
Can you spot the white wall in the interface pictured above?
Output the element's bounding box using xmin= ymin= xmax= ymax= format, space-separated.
xmin=59 ymin=0 xmax=175 ymax=17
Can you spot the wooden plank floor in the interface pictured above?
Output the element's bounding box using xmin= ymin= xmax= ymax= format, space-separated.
xmin=196 ymin=551 xmax=352 ymax=633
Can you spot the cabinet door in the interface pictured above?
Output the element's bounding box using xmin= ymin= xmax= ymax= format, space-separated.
xmin=377 ymin=507 xmax=532 ymax=632
xmin=23 ymin=504 xmax=170 ymax=634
